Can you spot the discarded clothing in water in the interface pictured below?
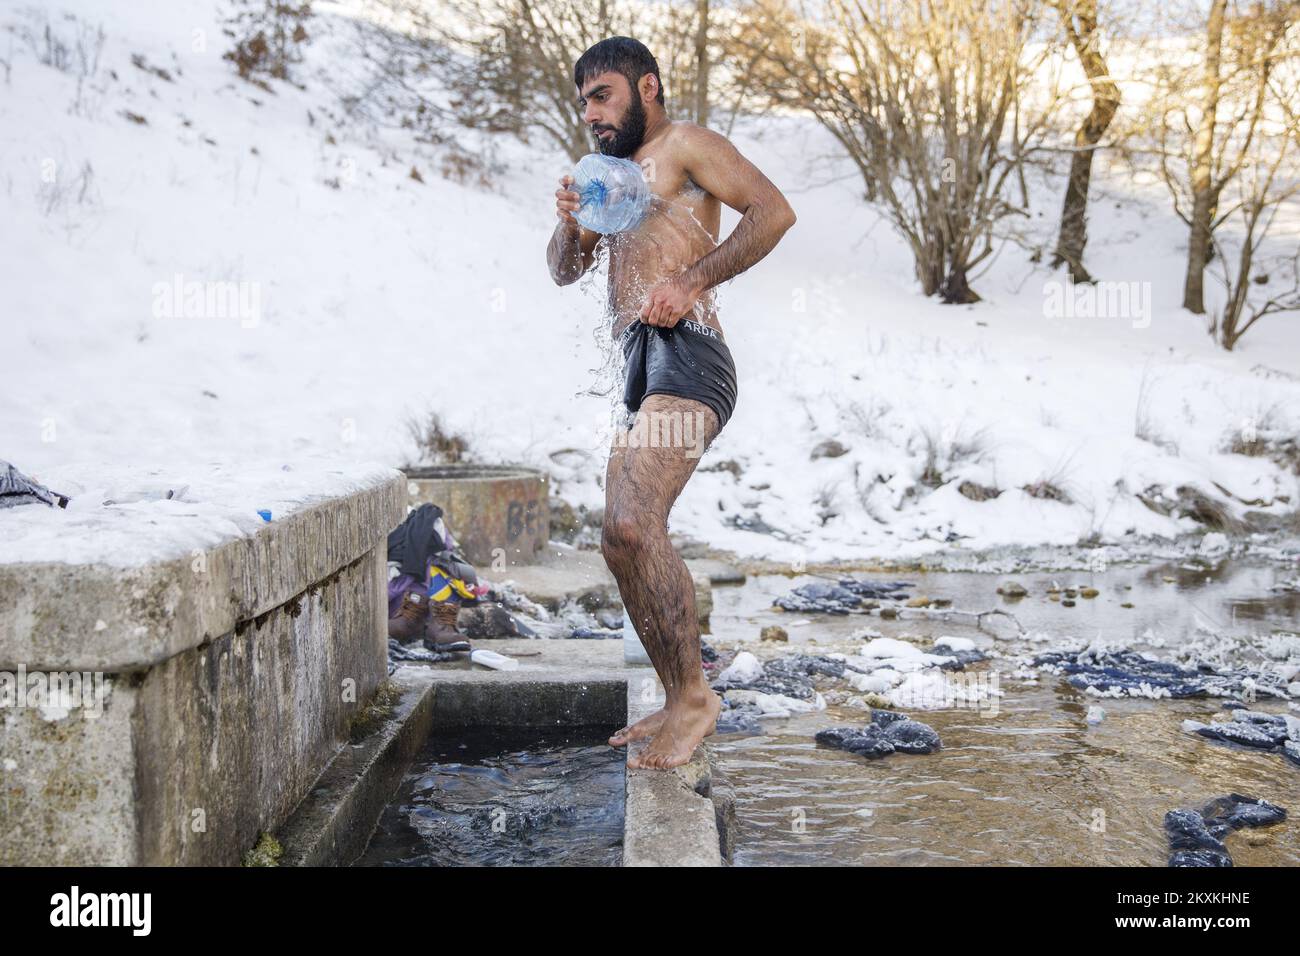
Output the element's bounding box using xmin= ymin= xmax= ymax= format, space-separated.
xmin=595 ymin=608 xmax=623 ymax=630
xmin=773 ymin=579 xmax=912 ymax=614
xmin=388 ymin=639 xmax=457 ymax=664
xmin=814 ymin=709 xmax=942 ymax=760
xmin=930 ymin=641 xmax=987 ymax=670
xmin=715 ymin=702 xmax=765 ymax=736
xmin=0 ymin=460 xmax=69 ymax=509
xmin=1169 ymin=849 xmax=1233 ymax=867
xmin=567 ymin=626 xmax=621 ymax=640
xmin=772 ymin=654 xmax=854 ymax=679
xmin=713 ymin=653 xmax=862 ymax=701
xmin=1165 ymin=794 xmax=1287 ymax=867
xmin=1034 ymin=648 xmax=1287 ymax=700
xmin=725 ymin=513 xmax=791 ymax=539
xmin=1183 ymin=706 xmax=1300 ymax=768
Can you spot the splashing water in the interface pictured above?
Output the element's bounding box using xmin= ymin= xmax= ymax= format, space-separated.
xmin=355 ymin=726 xmax=624 ymax=867
xmin=573 ymin=194 xmax=722 ymax=434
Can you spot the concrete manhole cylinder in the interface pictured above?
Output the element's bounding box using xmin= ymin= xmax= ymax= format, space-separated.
xmin=404 ymin=464 xmax=549 ymax=566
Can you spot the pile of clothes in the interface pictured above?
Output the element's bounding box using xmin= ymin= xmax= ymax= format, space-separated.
xmin=0 ymin=460 xmax=69 ymax=509
xmin=386 ymin=503 xmax=484 ymax=656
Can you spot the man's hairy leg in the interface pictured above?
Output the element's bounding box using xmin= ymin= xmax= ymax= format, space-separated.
xmin=600 ymin=394 xmax=723 ymax=769
xmin=604 ymin=431 xmax=675 ymax=747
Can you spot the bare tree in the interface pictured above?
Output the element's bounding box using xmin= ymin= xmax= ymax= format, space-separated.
xmin=695 ymin=0 xmax=711 ymax=126
xmin=1184 ymin=0 xmax=1230 ymax=313
xmin=1049 ymin=0 xmax=1121 ymax=281
xmin=740 ymin=0 xmax=1062 ymax=303
xmin=443 ymin=0 xmax=632 ymax=160
xmin=1209 ymin=85 xmax=1300 ymax=350
xmin=1155 ymin=0 xmax=1297 ymax=316
xmin=359 ymin=0 xmax=731 ymax=163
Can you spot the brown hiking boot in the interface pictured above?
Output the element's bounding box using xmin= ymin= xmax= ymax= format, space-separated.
xmin=424 ymin=600 xmax=471 ymax=653
xmin=387 ymin=590 xmax=429 ymax=643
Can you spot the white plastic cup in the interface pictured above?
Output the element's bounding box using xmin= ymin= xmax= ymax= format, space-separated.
xmin=470 ymin=649 xmax=519 ymax=671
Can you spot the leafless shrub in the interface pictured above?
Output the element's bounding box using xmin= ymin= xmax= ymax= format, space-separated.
xmin=1133 ymin=366 xmax=1179 ymax=454
xmin=814 ymin=480 xmax=840 ymax=525
xmin=912 ymin=421 xmax=989 ymax=488
xmin=37 ymin=159 xmax=97 ymax=217
xmin=841 ymin=397 xmax=891 ymax=440
xmin=1221 ymin=401 xmax=1300 ymax=474
xmin=223 ymin=0 xmax=313 ymax=86
xmin=131 ymin=52 xmax=173 ymax=82
xmin=852 ymin=465 xmax=890 ymax=526
xmin=15 ymin=11 xmax=104 ymax=78
xmin=1021 ymin=452 xmax=1078 ymax=504
xmin=1022 ymin=479 xmax=1073 ymax=503
xmin=404 ymin=408 xmax=469 ymax=466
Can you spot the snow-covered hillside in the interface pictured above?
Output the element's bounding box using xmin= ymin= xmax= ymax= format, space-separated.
xmin=3 ymin=0 xmax=1299 ymax=565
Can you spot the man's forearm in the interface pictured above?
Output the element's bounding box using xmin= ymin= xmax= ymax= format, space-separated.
xmin=548 ymin=222 xmax=584 ymax=285
xmin=680 ymin=199 xmax=795 ymax=294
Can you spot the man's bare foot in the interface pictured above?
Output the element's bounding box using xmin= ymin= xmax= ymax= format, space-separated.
xmin=626 ymin=692 xmax=722 ymax=770
xmin=608 ymin=708 xmax=666 ymax=747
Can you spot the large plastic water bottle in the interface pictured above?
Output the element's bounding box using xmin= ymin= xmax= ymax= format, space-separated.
xmin=572 ymin=153 xmax=651 ymax=234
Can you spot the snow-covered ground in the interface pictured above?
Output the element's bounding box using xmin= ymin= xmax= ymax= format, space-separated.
xmin=3 ymin=0 xmax=1299 ymax=566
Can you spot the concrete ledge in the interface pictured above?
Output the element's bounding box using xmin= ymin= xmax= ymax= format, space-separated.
xmin=429 ymin=679 xmax=625 ymax=728
xmin=0 ymin=468 xmax=402 ymax=865
xmin=417 ymin=638 xmax=626 ymax=728
xmin=277 ymin=666 xmax=438 ymax=867
xmin=622 ymin=672 xmax=724 ymax=867
xmin=0 ymin=472 xmax=405 ymax=671
xmin=0 ymin=549 xmax=391 ymax=865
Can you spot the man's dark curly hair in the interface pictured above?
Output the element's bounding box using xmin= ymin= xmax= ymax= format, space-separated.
xmin=574 ymin=36 xmax=665 ymax=106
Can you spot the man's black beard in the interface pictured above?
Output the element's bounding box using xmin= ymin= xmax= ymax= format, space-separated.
xmin=594 ymin=95 xmax=646 ymax=158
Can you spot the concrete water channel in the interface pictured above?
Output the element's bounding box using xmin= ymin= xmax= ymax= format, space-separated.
xmin=277 ymin=639 xmax=734 ymax=867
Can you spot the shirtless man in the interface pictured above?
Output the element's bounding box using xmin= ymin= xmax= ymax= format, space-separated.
xmin=546 ymin=37 xmax=795 ymax=770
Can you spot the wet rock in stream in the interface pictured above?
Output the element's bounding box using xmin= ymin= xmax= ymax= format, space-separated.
xmin=1165 ymin=794 xmax=1287 ymax=867
xmin=814 ymin=709 xmax=942 ymax=760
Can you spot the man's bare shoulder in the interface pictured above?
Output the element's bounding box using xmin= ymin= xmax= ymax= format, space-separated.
xmin=664 ymin=121 xmax=734 ymax=156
